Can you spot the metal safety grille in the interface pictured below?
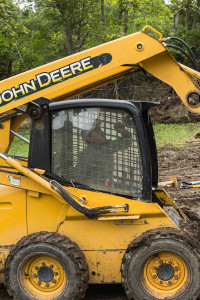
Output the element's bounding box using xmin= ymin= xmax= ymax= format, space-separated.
xmin=52 ymin=107 xmax=143 ymax=198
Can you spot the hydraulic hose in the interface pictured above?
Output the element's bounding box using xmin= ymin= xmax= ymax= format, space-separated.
xmin=0 ymin=153 xmax=128 ymax=219
xmin=162 ymin=36 xmax=197 ymax=70
xmin=164 ymin=44 xmax=196 ymax=70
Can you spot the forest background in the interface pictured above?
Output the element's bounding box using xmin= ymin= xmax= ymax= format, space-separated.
xmin=0 ymin=0 xmax=199 ymax=102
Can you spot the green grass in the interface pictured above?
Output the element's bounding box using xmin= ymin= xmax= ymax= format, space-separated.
xmin=8 ymin=123 xmax=200 ymax=156
xmin=8 ymin=131 xmax=30 ymax=157
xmin=153 ymin=123 xmax=200 ymax=147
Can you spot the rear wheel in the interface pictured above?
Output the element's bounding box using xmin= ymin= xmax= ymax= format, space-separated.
xmin=121 ymin=228 xmax=200 ymax=300
xmin=4 ymin=232 xmax=89 ymax=300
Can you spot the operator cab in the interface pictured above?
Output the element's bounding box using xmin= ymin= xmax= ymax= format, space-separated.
xmin=28 ymin=99 xmax=158 ymax=202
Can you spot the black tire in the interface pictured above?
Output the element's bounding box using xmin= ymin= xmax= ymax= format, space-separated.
xmin=4 ymin=232 xmax=89 ymax=300
xmin=121 ymin=228 xmax=200 ymax=300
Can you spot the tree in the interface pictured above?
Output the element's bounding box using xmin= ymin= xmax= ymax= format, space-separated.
xmin=169 ymin=0 xmax=200 ymax=68
xmin=0 ymin=0 xmax=30 ymax=79
xmin=117 ymin=0 xmax=139 ymax=35
xmin=0 ymin=0 xmax=21 ymax=78
xmin=171 ymin=0 xmax=199 ymax=31
xmin=29 ymin=0 xmax=99 ymax=55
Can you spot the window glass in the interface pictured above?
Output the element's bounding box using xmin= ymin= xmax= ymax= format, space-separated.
xmin=52 ymin=107 xmax=143 ymax=198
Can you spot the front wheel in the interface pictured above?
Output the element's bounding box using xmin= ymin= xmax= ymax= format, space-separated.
xmin=121 ymin=228 xmax=200 ymax=300
xmin=4 ymin=232 xmax=89 ymax=300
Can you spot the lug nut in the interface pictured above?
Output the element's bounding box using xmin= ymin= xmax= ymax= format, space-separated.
xmin=174 ymin=275 xmax=178 ymax=280
xmin=50 ymin=264 xmax=54 ymax=268
xmin=38 ymin=281 xmax=41 ymax=285
xmin=33 ymin=274 xmax=37 ymax=278
xmin=175 ymin=266 xmax=178 ymax=271
xmin=160 ymin=281 xmax=163 ymax=284
xmin=159 ymin=260 xmax=163 ymax=265
xmin=35 ymin=266 xmax=38 ymax=270
xmin=45 ymin=283 xmax=49 ymax=287
xmin=52 ymin=279 xmax=56 ymax=283
xmin=168 ymin=281 xmax=172 ymax=285
xmin=54 ymin=272 xmax=58 ymax=276
xmin=42 ymin=262 xmax=46 ymax=266
xmin=153 ymin=267 xmax=157 ymax=270
xmin=153 ymin=275 xmax=157 ymax=279
xmin=168 ymin=261 xmax=172 ymax=264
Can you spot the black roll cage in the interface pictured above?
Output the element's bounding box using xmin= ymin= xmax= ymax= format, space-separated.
xmin=28 ymin=98 xmax=158 ymax=202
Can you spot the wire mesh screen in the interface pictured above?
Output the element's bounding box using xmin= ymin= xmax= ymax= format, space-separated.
xmin=52 ymin=107 xmax=143 ymax=198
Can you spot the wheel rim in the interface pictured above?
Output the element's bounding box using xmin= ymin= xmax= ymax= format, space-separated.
xmin=143 ymin=251 xmax=189 ymax=297
xmin=20 ymin=254 xmax=66 ymax=298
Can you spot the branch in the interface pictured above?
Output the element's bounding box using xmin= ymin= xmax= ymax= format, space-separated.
xmin=15 ymin=44 xmax=26 ymax=69
xmin=75 ymin=30 xmax=90 ymax=53
xmin=174 ymin=6 xmax=184 ymax=17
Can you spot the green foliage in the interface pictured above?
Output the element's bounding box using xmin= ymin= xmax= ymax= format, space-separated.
xmin=130 ymin=0 xmax=173 ymax=34
xmin=154 ymin=123 xmax=200 ymax=147
xmin=0 ymin=0 xmax=199 ymax=78
xmin=0 ymin=0 xmax=28 ymax=79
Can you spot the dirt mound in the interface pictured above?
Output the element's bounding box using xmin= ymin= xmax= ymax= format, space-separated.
xmin=158 ymin=140 xmax=200 ymax=227
xmin=151 ymin=97 xmax=200 ymax=124
xmin=195 ymin=132 xmax=200 ymax=139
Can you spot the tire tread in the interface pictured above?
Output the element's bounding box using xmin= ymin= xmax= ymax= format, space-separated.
xmin=4 ymin=231 xmax=89 ymax=300
xmin=121 ymin=227 xmax=200 ymax=300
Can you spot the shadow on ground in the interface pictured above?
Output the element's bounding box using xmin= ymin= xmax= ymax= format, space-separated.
xmin=0 ymin=284 xmax=128 ymax=300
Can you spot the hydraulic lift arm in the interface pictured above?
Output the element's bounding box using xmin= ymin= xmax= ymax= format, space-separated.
xmin=0 ymin=25 xmax=200 ymax=116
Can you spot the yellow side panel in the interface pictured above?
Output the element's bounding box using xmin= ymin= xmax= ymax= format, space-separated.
xmin=0 ymin=185 xmax=27 ymax=245
xmin=58 ymin=215 xmax=175 ymax=251
xmin=84 ymin=250 xmax=124 ymax=284
xmin=57 ymin=187 xmax=176 ymax=251
xmin=26 ymin=186 xmax=176 ymax=250
xmin=27 ymin=192 xmax=70 ymax=234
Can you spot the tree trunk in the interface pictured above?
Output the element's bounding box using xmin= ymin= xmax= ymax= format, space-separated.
xmin=7 ymin=55 xmax=12 ymax=78
xmin=192 ymin=0 xmax=200 ymax=29
xmin=124 ymin=9 xmax=128 ymax=35
xmin=118 ymin=9 xmax=123 ymax=34
xmin=185 ymin=6 xmax=190 ymax=29
xmin=77 ymin=1 xmax=86 ymax=43
xmin=114 ymin=81 xmax=119 ymax=99
xmin=101 ymin=0 xmax=105 ymax=23
xmin=174 ymin=10 xmax=181 ymax=32
xmin=55 ymin=2 xmax=75 ymax=54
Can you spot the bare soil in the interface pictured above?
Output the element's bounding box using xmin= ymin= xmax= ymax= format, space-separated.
xmin=158 ymin=141 xmax=200 ymax=217
xmin=152 ymin=96 xmax=200 ymax=124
